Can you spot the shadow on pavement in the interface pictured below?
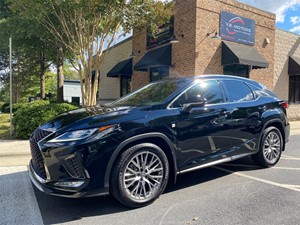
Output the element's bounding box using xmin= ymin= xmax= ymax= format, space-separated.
xmin=33 ymin=156 xmax=264 ymax=225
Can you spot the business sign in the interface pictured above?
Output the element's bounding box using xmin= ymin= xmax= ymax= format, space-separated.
xmin=220 ymin=11 xmax=255 ymax=46
xmin=147 ymin=17 xmax=174 ymax=49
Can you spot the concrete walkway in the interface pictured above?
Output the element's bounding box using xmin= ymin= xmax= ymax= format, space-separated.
xmin=0 ymin=121 xmax=299 ymax=166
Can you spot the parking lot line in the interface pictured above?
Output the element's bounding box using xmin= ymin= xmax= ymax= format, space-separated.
xmin=282 ymin=155 xmax=300 ymax=160
xmin=272 ymin=166 xmax=300 ymax=170
xmin=213 ymin=166 xmax=300 ymax=193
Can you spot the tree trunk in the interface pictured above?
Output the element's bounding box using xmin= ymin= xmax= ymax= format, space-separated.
xmin=39 ymin=51 xmax=46 ymax=99
xmin=57 ymin=45 xmax=64 ymax=103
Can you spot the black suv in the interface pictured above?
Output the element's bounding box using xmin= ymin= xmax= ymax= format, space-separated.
xmin=29 ymin=75 xmax=290 ymax=208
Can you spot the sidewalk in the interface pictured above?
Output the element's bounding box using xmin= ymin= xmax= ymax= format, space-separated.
xmin=0 ymin=140 xmax=30 ymax=166
xmin=0 ymin=121 xmax=299 ymax=166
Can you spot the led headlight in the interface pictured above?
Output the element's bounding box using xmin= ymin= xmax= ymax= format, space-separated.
xmin=48 ymin=125 xmax=116 ymax=143
xmin=48 ymin=128 xmax=98 ymax=143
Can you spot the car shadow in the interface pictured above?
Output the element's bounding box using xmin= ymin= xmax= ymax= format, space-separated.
xmin=33 ymin=157 xmax=264 ymax=225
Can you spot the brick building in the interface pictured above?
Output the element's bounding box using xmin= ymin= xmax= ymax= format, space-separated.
xmin=101 ymin=0 xmax=300 ymax=119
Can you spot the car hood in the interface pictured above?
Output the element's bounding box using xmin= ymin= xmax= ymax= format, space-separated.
xmin=40 ymin=105 xmax=150 ymax=132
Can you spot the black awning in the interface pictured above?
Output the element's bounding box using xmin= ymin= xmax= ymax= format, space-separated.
xmin=222 ymin=41 xmax=269 ymax=69
xmin=107 ymin=58 xmax=132 ymax=78
xmin=288 ymin=56 xmax=300 ymax=75
xmin=134 ymin=44 xmax=171 ymax=71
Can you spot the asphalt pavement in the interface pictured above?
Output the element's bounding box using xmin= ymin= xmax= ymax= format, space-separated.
xmin=0 ymin=121 xmax=299 ymax=225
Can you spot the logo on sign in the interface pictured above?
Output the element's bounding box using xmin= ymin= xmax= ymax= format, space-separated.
xmin=226 ymin=17 xmax=251 ymax=35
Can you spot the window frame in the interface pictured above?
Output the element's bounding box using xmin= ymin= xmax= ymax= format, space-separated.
xmin=168 ymin=79 xmax=227 ymax=109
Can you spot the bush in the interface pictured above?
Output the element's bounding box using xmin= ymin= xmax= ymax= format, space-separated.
xmin=13 ymin=100 xmax=78 ymax=139
xmin=1 ymin=102 xmax=9 ymax=113
xmin=3 ymin=103 xmax=28 ymax=113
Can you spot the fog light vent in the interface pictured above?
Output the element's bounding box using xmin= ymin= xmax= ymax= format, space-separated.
xmin=64 ymin=154 xmax=86 ymax=179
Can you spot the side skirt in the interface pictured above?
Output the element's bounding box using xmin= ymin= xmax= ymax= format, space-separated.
xmin=177 ymin=153 xmax=254 ymax=174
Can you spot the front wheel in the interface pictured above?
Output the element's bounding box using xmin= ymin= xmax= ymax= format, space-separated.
xmin=252 ymin=126 xmax=283 ymax=167
xmin=110 ymin=143 xmax=169 ymax=208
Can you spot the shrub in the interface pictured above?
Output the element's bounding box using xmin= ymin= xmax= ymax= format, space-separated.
xmin=3 ymin=103 xmax=28 ymax=113
xmin=1 ymin=102 xmax=9 ymax=113
xmin=13 ymin=100 xmax=78 ymax=139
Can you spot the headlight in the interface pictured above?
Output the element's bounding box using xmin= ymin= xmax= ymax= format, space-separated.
xmin=48 ymin=128 xmax=98 ymax=143
xmin=48 ymin=125 xmax=116 ymax=143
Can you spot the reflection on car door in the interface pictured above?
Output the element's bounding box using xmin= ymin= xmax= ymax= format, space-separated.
xmin=171 ymin=79 xmax=236 ymax=171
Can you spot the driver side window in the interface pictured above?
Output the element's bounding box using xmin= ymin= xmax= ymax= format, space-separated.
xmin=172 ymin=80 xmax=224 ymax=107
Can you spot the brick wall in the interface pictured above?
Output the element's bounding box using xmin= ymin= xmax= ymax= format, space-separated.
xmin=131 ymin=28 xmax=150 ymax=91
xmin=194 ymin=0 xmax=276 ymax=90
xmin=274 ymin=29 xmax=300 ymax=120
xmin=98 ymin=38 xmax=132 ymax=103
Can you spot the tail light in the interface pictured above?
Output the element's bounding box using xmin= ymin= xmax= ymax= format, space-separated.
xmin=280 ymin=101 xmax=288 ymax=109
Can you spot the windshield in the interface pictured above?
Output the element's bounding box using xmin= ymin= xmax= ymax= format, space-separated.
xmin=110 ymin=79 xmax=189 ymax=107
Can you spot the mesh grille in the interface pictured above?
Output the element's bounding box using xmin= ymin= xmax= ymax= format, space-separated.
xmin=64 ymin=154 xmax=85 ymax=179
xmin=30 ymin=128 xmax=52 ymax=180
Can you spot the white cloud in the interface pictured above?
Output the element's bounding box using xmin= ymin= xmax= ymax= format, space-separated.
xmin=289 ymin=25 xmax=300 ymax=34
xmin=290 ymin=16 xmax=300 ymax=25
xmin=238 ymin=0 xmax=300 ymax=23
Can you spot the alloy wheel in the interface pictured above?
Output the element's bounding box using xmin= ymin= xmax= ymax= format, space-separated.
xmin=263 ymin=131 xmax=281 ymax=164
xmin=122 ymin=151 xmax=164 ymax=201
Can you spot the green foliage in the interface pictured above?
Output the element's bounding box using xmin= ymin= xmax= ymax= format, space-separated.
xmin=13 ymin=100 xmax=78 ymax=139
xmin=2 ymin=102 xmax=27 ymax=113
xmin=1 ymin=102 xmax=9 ymax=112
xmin=9 ymin=0 xmax=173 ymax=106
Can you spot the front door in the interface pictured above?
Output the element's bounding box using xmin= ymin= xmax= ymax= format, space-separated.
xmin=170 ymin=79 xmax=235 ymax=171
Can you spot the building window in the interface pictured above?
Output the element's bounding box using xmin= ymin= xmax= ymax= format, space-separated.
xmin=289 ymin=75 xmax=300 ymax=103
xmin=150 ymin=66 xmax=169 ymax=82
xmin=71 ymin=97 xmax=80 ymax=105
xmin=223 ymin=64 xmax=250 ymax=78
xmin=120 ymin=77 xmax=131 ymax=97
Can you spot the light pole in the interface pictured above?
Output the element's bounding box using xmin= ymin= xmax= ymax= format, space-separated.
xmin=9 ymin=37 xmax=12 ymax=137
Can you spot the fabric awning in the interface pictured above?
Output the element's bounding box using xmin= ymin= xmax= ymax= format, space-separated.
xmin=288 ymin=56 xmax=300 ymax=75
xmin=107 ymin=58 xmax=132 ymax=78
xmin=222 ymin=41 xmax=269 ymax=69
xmin=134 ymin=44 xmax=171 ymax=71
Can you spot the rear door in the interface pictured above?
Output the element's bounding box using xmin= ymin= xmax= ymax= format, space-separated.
xmin=220 ymin=79 xmax=262 ymax=156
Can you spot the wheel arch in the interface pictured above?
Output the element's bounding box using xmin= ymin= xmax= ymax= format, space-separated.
xmin=104 ymin=132 xmax=178 ymax=189
xmin=261 ymin=118 xmax=286 ymax=151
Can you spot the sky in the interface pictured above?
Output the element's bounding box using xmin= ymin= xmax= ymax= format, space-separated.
xmin=238 ymin=0 xmax=300 ymax=34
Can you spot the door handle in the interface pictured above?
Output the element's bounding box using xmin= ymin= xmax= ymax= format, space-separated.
xmin=259 ymin=105 xmax=267 ymax=111
xmin=220 ymin=108 xmax=238 ymax=116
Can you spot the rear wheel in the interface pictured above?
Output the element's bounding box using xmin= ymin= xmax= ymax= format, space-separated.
xmin=252 ymin=126 xmax=283 ymax=167
xmin=110 ymin=143 xmax=169 ymax=208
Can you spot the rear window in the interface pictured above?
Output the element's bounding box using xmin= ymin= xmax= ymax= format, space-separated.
xmin=222 ymin=80 xmax=254 ymax=102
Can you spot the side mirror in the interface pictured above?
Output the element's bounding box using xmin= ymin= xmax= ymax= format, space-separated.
xmin=182 ymin=96 xmax=207 ymax=113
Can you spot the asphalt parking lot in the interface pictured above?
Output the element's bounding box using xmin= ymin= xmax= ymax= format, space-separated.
xmin=0 ymin=124 xmax=299 ymax=225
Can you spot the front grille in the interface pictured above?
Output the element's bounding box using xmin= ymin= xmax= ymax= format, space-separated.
xmin=30 ymin=128 xmax=52 ymax=180
xmin=64 ymin=154 xmax=85 ymax=179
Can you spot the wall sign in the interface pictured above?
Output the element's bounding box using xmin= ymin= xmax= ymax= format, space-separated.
xmin=147 ymin=17 xmax=174 ymax=50
xmin=220 ymin=11 xmax=255 ymax=46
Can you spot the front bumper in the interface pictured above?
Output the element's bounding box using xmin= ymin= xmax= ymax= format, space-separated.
xmin=29 ymin=160 xmax=109 ymax=198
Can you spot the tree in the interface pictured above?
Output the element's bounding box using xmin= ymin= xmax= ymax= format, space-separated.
xmin=0 ymin=0 xmax=57 ymax=101
xmin=10 ymin=0 xmax=173 ymax=106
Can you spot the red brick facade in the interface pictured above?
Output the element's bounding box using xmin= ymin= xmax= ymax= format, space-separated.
xmin=131 ymin=0 xmax=276 ymax=90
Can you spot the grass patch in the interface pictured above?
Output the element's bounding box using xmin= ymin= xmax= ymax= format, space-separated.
xmin=0 ymin=113 xmax=12 ymax=139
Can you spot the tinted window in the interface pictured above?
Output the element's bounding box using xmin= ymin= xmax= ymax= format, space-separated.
xmin=172 ymin=80 xmax=224 ymax=107
xmin=222 ymin=80 xmax=254 ymax=102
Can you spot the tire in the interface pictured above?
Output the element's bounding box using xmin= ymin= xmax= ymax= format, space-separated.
xmin=110 ymin=143 xmax=169 ymax=208
xmin=252 ymin=126 xmax=283 ymax=168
